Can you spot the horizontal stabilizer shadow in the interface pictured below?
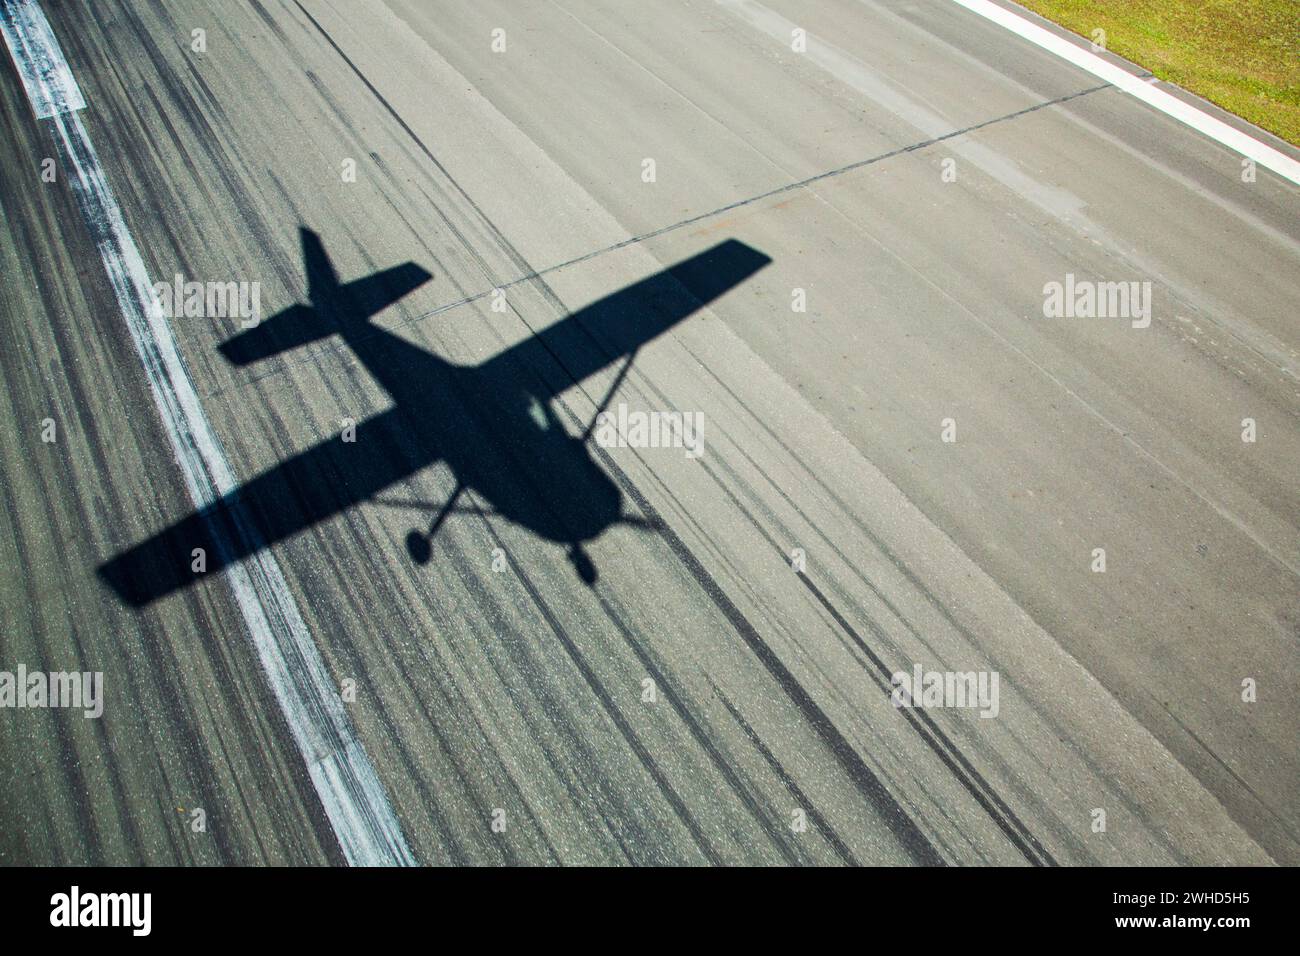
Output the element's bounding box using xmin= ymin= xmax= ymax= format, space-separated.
xmin=221 ymin=229 xmax=432 ymax=366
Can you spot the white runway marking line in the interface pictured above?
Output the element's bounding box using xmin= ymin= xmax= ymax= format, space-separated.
xmin=0 ymin=0 xmax=415 ymax=865
xmin=948 ymin=0 xmax=1300 ymax=187
xmin=0 ymin=0 xmax=83 ymax=117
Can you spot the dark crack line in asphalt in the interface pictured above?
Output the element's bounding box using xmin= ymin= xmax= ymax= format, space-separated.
xmin=208 ymin=72 xmax=1112 ymax=398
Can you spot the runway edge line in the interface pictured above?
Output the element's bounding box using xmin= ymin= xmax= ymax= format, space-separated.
xmin=948 ymin=0 xmax=1300 ymax=186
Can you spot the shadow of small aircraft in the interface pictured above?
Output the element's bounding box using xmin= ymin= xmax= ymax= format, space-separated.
xmin=98 ymin=228 xmax=770 ymax=606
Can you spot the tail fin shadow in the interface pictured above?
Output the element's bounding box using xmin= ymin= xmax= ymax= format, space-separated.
xmin=219 ymin=228 xmax=431 ymax=366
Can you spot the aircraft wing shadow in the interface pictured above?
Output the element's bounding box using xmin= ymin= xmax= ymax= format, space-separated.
xmin=493 ymin=238 xmax=772 ymax=398
xmin=99 ymin=406 xmax=422 ymax=606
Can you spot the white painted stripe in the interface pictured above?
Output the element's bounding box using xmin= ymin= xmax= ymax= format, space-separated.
xmin=1 ymin=0 xmax=414 ymax=866
xmin=947 ymin=0 xmax=1300 ymax=187
xmin=0 ymin=0 xmax=83 ymax=116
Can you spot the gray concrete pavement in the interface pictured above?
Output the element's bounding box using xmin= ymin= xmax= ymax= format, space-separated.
xmin=0 ymin=0 xmax=1295 ymax=864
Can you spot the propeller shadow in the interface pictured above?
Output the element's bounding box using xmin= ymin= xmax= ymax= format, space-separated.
xmin=99 ymin=228 xmax=771 ymax=606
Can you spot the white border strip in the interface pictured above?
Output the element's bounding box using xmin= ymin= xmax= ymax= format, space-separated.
xmin=948 ymin=0 xmax=1300 ymax=187
xmin=1 ymin=0 xmax=414 ymax=866
xmin=0 ymin=0 xmax=84 ymax=117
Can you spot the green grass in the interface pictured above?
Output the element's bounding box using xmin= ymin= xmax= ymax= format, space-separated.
xmin=1016 ymin=0 xmax=1300 ymax=145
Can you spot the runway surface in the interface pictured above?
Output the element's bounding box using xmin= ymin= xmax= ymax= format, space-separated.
xmin=0 ymin=0 xmax=1296 ymax=865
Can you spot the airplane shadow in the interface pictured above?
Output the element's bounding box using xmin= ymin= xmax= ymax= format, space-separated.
xmin=99 ymin=228 xmax=771 ymax=606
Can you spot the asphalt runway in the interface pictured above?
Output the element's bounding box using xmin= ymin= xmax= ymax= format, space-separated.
xmin=0 ymin=0 xmax=1296 ymax=865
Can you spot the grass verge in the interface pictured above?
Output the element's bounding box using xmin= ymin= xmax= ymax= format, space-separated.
xmin=1015 ymin=0 xmax=1300 ymax=145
